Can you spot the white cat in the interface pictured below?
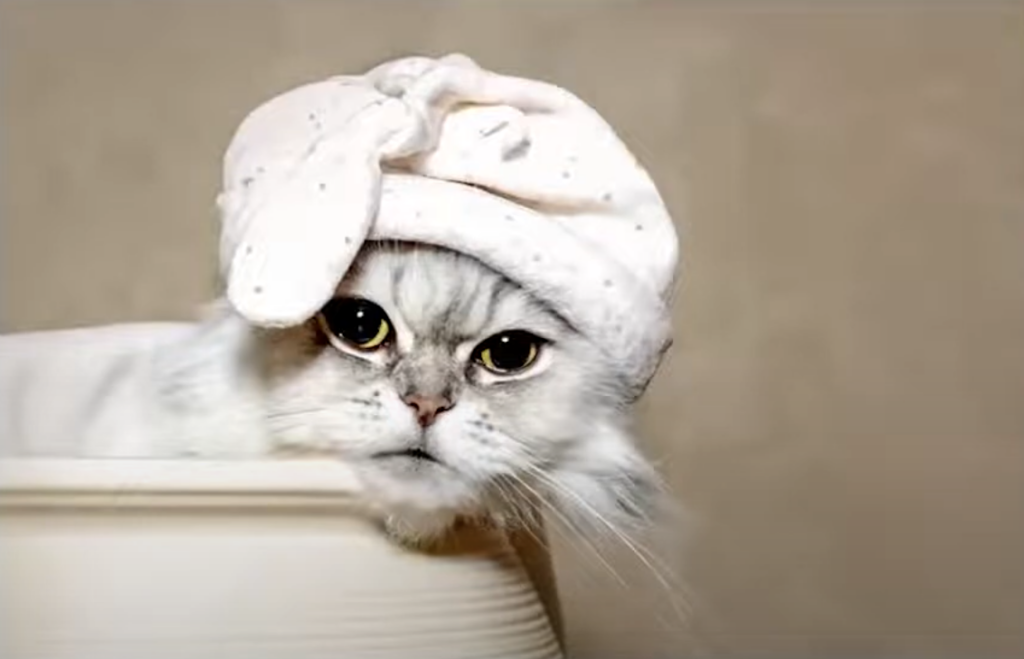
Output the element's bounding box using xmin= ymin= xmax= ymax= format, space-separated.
xmin=0 ymin=242 xmax=661 ymax=544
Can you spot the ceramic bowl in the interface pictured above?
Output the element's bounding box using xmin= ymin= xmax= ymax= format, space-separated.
xmin=0 ymin=459 xmax=563 ymax=659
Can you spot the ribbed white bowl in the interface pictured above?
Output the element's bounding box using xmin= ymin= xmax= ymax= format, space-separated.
xmin=0 ymin=459 xmax=563 ymax=659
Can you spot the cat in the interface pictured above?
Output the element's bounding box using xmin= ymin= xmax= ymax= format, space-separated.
xmin=0 ymin=242 xmax=661 ymax=544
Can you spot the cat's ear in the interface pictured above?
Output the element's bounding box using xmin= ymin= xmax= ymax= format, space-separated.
xmin=545 ymin=423 xmax=665 ymax=539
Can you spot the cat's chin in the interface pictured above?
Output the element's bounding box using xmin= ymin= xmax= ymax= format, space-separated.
xmin=380 ymin=509 xmax=461 ymax=548
xmin=353 ymin=456 xmax=484 ymax=531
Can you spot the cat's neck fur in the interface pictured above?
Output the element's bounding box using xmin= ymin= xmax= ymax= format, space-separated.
xmin=138 ymin=306 xmax=272 ymax=458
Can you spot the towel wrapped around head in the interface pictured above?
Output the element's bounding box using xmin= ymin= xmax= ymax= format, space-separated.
xmin=217 ymin=54 xmax=680 ymax=397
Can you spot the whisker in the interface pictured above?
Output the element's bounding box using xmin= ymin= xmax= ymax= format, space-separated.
xmin=507 ymin=473 xmax=630 ymax=588
xmin=521 ymin=463 xmax=696 ymax=626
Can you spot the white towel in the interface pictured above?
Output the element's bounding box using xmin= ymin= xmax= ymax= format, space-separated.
xmin=219 ymin=54 xmax=679 ymax=395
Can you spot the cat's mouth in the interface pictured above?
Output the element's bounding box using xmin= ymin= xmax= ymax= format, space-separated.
xmin=373 ymin=447 xmax=441 ymax=464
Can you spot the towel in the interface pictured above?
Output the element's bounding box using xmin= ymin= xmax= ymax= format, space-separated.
xmin=218 ymin=54 xmax=679 ymax=396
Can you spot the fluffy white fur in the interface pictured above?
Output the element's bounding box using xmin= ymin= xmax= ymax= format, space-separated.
xmin=0 ymin=244 xmax=661 ymax=545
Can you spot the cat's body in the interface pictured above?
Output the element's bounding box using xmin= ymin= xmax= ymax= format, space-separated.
xmin=0 ymin=244 xmax=659 ymax=542
xmin=0 ymin=321 xmax=200 ymax=457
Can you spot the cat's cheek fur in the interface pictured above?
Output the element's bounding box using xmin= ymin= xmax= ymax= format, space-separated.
xmin=544 ymin=423 xmax=664 ymax=538
xmin=429 ymin=400 xmax=534 ymax=480
xmin=262 ymin=332 xmax=421 ymax=458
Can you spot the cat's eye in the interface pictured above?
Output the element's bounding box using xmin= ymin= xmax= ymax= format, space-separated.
xmin=473 ymin=330 xmax=544 ymax=374
xmin=319 ymin=297 xmax=392 ymax=351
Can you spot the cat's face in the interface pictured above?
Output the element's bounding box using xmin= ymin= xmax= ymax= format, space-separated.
xmin=261 ymin=243 xmax=658 ymax=540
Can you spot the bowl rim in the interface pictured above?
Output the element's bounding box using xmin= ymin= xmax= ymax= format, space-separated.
xmin=0 ymin=458 xmax=365 ymax=511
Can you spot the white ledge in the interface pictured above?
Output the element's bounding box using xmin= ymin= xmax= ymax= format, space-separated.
xmin=0 ymin=457 xmax=564 ymax=658
xmin=0 ymin=458 xmax=364 ymax=510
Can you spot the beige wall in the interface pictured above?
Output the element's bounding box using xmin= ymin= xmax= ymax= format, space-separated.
xmin=3 ymin=1 xmax=1022 ymax=657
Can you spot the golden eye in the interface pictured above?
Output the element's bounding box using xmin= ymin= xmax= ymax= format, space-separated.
xmin=473 ymin=330 xmax=544 ymax=374
xmin=319 ymin=297 xmax=392 ymax=350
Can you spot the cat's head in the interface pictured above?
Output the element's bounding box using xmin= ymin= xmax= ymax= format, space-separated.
xmin=260 ymin=242 xmax=661 ymax=542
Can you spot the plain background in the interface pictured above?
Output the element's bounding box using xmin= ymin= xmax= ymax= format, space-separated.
xmin=2 ymin=1 xmax=1022 ymax=657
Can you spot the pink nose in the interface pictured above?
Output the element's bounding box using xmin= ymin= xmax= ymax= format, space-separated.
xmin=402 ymin=393 xmax=454 ymax=427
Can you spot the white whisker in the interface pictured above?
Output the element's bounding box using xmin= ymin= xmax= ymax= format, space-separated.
xmin=520 ymin=462 xmax=696 ymax=627
xmin=506 ymin=473 xmax=631 ymax=588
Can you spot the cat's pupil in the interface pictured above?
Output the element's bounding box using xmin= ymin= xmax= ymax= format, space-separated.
xmin=322 ymin=298 xmax=387 ymax=344
xmin=487 ymin=332 xmax=536 ymax=370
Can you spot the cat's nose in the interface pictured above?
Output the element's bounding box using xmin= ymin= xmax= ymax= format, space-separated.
xmin=402 ymin=393 xmax=454 ymax=427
